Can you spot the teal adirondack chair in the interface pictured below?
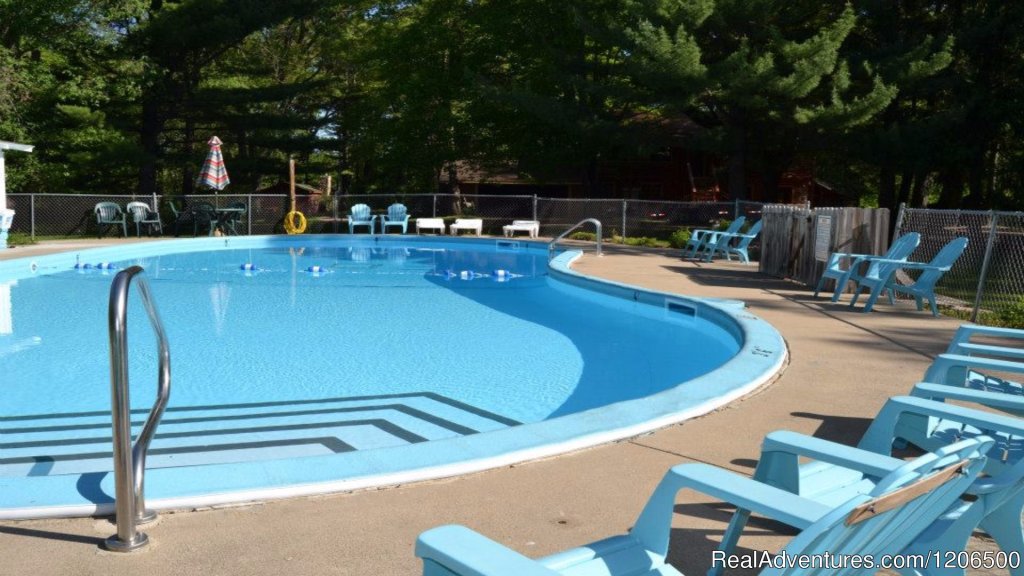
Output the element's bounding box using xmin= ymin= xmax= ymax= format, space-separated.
xmin=682 ymin=216 xmax=745 ymax=260
xmin=726 ymin=395 xmax=1024 ymax=576
xmin=94 ymin=202 xmax=127 ymax=238
xmin=703 ymin=220 xmax=762 ymax=263
xmin=849 ymin=236 xmax=968 ymax=315
xmin=813 ymin=232 xmax=921 ymax=302
xmin=417 ymin=436 xmax=990 ymax=576
xmin=348 ymin=203 xmax=376 ymax=234
xmin=381 ymin=203 xmax=410 ymax=234
xmin=126 ymin=201 xmax=163 ymax=237
xmin=923 ymin=324 xmax=1024 ymax=401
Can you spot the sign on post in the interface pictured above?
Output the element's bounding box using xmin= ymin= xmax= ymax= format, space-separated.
xmin=814 ymin=214 xmax=832 ymax=262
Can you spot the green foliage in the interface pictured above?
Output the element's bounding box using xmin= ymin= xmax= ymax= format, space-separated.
xmin=5 ymin=232 xmax=37 ymax=246
xmin=569 ymin=231 xmax=597 ymax=241
xmin=668 ymin=227 xmax=691 ymax=248
xmin=999 ymin=298 xmax=1024 ymax=329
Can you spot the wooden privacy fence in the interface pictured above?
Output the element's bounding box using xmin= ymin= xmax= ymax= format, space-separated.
xmin=759 ymin=205 xmax=890 ymax=287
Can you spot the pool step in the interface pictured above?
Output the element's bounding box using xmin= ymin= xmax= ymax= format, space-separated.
xmin=0 ymin=392 xmax=521 ymax=478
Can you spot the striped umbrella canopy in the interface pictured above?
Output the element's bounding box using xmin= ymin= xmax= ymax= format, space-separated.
xmin=196 ymin=136 xmax=230 ymax=191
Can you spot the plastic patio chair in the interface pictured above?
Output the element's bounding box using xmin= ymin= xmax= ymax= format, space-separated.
xmin=220 ymin=201 xmax=246 ymax=235
xmin=381 ymin=203 xmax=410 ymax=234
xmin=922 ymin=324 xmax=1024 ymax=402
xmin=348 ymin=203 xmax=376 ymax=234
xmin=725 ymin=395 xmax=1024 ymax=576
xmin=93 ymin=202 xmax=127 ymax=238
xmin=702 ymin=220 xmax=762 ymax=263
xmin=416 ymin=435 xmax=990 ymax=576
xmin=813 ymin=231 xmax=921 ymax=302
xmin=190 ymin=202 xmax=218 ymax=236
xmin=126 ymin=201 xmax=163 ymax=237
xmin=682 ymin=216 xmax=745 ymax=260
xmin=848 ymin=236 xmax=968 ymax=315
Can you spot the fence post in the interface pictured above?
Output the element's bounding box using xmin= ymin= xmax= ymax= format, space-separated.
xmin=532 ymin=195 xmax=538 ymax=222
xmin=622 ymin=200 xmax=627 ymax=239
xmin=734 ymin=198 xmax=740 ymax=220
xmin=30 ymin=193 xmax=35 ymax=238
xmin=971 ymin=212 xmax=1000 ymax=323
xmin=893 ymin=202 xmax=907 ymax=238
xmin=433 ymin=194 xmax=437 ymax=218
xmin=247 ymin=195 xmax=253 ymax=235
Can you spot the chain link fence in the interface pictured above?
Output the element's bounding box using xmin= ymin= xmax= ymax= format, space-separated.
xmin=6 ymin=193 xmax=763 ymax=242
xmin=895 ymin=206 xmax=1024 ymax=324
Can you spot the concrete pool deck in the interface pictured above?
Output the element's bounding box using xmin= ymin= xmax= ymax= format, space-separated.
xmin=0 ymin=240 xmax=1002 ymax=575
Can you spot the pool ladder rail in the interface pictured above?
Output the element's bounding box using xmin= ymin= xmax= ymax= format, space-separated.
xmin=105 ymin=265 xmax=171 ymax=552
xmin=548 ymin=218 xmax=603 ymax=259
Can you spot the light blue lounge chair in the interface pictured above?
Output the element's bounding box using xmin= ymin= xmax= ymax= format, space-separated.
xmin=848 ymin=236 xmax=968 ymax=315
xmin=682 ymin=216 xmax=745 ymax=260
xmin=923 ymin=325 xmax=1024 ymax=402
xmin=94 ymin=202 xmax=127 ymax=238
xmin=813 ymin=231 xmax=921 ymax=302
xmin=348 ymin=203 xmax=376 ymax=234
xmin=702 ymin=220 xmax=762 ymax=263
xmin=417 ymin=435 xmax=990 ymax=576
xmin=381 ymin=203 xmax=410 ymax=234
xmin=126 ymin=201 xmax=163 ymax=237
xmin=728 ymin=395 xmax=1024 ymax=576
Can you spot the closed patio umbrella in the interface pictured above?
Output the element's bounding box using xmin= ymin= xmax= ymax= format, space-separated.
xmin=197 ymin=136 xmax=230 ymax=202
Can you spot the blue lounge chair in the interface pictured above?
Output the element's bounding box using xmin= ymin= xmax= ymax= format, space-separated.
xmin=416 ymin=435 xmax=990 ymax=576
xmin=348 ymin=203 xmax=376 ymax=234
xmin=381 ymin=203 xmax=410 ymax=234
xmin=94 ymin=202 xmax=127 ymax=238
xmin=126 ymin=201 xmax=163 ymax=237
xmin=849 ymin=236 xmax=968 ymax=315
xmin=703 ymin=220 xmax=762 ymax=263
xmin=682 ymin=216 xmax=745 ymax=260
xmin=813 ymin=231 xmax=921 ymax=302
xmin=923 ymin=325 xmax=1024 ymax=402
xmin=727 ymin=395 xmax=1024 ymax=576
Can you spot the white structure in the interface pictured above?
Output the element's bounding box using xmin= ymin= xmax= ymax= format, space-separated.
xmin=0 ymin=141 xmax=34 ymax=249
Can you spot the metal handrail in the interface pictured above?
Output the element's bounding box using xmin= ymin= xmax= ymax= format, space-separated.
xmin=105 ymin=266 xmax=171 ymax=553
xmin=548 ymin=218 xmax=603 ymax=258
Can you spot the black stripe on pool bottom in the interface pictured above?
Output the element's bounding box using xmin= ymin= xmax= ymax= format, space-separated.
xmin=1 ymin=404 xmax=478 ymax=438
xmin=1 ymin=418 xmax=427 ymax=454
xmin=0 ymin=391 xmax=521 ymax=427
xmin=16 ymin=437 xmax=356 ymax=476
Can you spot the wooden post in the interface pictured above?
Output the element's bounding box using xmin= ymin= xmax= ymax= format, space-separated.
xmin=289 ymin=158 xmax=296 ymax=213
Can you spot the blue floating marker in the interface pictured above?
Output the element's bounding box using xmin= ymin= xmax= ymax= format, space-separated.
xmin=493 ymin=269 xmax=510 ymax=278
xmin=459 ymin=270 xmax=473 ymax=280
xmin=96 ymin=262 xmax=117 ymax=270
xmin=307 ymin=265 xmax=325 ymax=274
xmin=240 ymin=263 xmax=258 ymax=271
xmin=74 ymin=263 xmax=93 ymax=270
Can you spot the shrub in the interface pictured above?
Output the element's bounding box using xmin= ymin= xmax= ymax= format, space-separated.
xmin=6 ymin=232 xmax=36 ymax=246
xmin=669 ymin=228 xmax=691 ymax=249
xmin=999 ymin=298 xmax=1024 ymax=329
xmin=569 ymin=231 xmax=597 ymax=241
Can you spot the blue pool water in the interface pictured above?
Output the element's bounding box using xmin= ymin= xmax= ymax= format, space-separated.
xmin=0 ymin=236 xmax=785 ymax=517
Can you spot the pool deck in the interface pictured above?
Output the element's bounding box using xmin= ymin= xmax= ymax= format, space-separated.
xmin=0 ymin=240 xmax=1001 ymax=575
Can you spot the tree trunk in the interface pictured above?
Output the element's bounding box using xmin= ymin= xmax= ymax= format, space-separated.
xmin=896 ymin=167 xmax=913 ymax=208
xmin=963 ymin=146 xmax=987 ymax=209
xmin=138 ymin=93 xmax=163 ymax=197
xmin=936 ymin=167 xmax=963 ymax=209
xmin=878 ymin=162 xmax=897 ymax=211
xmin=909 ymin=166 xmax=928 ymax=208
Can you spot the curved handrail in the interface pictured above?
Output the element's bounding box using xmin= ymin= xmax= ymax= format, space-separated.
xmin=105 ymin=265 xmax=171 ymax=552
xmin=548 ymin=218 xmax=603 ymax=259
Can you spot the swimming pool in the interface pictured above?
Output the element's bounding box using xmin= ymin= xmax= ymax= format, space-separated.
xmin=0 ymin=235 xmax=785 ymax=518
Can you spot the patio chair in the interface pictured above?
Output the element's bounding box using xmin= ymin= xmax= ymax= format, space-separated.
xmin=682 ymin=216 xmax=745 ymax=260
xmin=848 ymin=236 xmax=968 ymax=315
xmin=219 ymin=201 xmax=246 ymax=236
xmin=416 ymin=435 xmax=990 ymax=576
xmin=190 ymin=202 xmax=218 ymax=236
xmin=126 ymin=201 xmax=163 ymax=237
xmin=502 ymin=220 xmax=540 ymax=239
xmin=922 ymin=324 xmax=1024 ymax=400
xmin=449 ymin=218 xmax=482 ymax=236
xmin=167 ymin=199 xmax=194 ymax=237
xmin=813 ymin=231 xmax=921 ymax=302
xmin=702 ymin=220 xmax=762 ymax=263
xmin=416 ymin=217 xmax=445 ymax=234
xmin=93 ymin=202 xmax=127 ymax=238
xmin=348 ymin=203 xmax=376 ymax=234
xmin=727 ymin=395 xmax=1024 ymax=576
xmin=381 ymin=203 xmax=410 ymax=234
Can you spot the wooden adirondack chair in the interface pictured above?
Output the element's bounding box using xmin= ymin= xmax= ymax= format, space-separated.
xmin=416 ymin=436 xmax=990 ymax=576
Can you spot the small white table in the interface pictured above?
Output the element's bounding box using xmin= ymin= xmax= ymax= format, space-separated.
xmin=416 ymin=218 xmax=446 ymax=234
xmin=449 ymin=218 xmax=483 ymax=236
xmin=502 ymin=220 xmax=540 ymax=238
